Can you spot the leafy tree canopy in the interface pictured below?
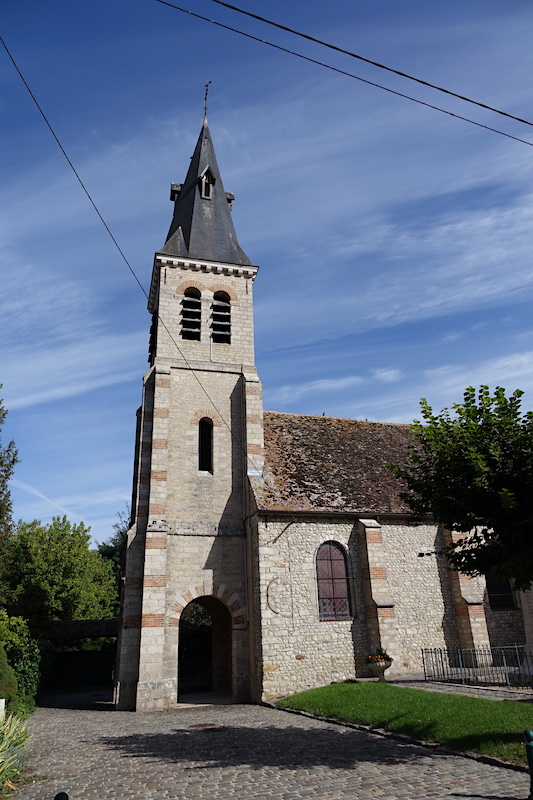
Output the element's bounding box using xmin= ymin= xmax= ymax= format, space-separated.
xmin=97 ymin=506 xmax=130 ymax=616
xmin=0 ymin=516 xmax=116 ymax=628
xmin=389 ymin=386 xmax=533 ymax=590
xmin=97 ymin=506 xmax=129 ymax=570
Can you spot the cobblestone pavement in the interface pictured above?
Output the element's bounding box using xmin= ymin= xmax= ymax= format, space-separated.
xmin=17 ymin=699 xmax=531 ymax=800
xmin=389 ymin=679 xmax=533 ymax=703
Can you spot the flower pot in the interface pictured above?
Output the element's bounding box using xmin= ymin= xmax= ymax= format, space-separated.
xmin=368 ymin=659 xmax=392 ymax=682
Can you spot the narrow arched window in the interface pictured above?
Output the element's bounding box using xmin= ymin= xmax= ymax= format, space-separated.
xmin=148 ymin=312 xmax=158 ymax=365
xmin=212 ymin=291 xmax=231 ymax=344
xmin=198 ymin=417 xmax=213 ymax=472
xmin=181 ymin=288 xmax=201 ymax=341
xmin=316 ymin=542 xmax=351 ymax=620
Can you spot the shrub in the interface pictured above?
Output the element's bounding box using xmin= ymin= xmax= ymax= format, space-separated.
xmin=0 ymin=713 xmax=29 ymax=789
xmin=0 ymin=643 xmax=20 ymax=717
xmin=0 ymin=613 xmax=40 ymax=715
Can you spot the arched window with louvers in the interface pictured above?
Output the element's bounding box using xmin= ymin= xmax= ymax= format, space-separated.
xmin=211 ymin=291 xmax=231 ymax=344
xmin=181 ymin=288 xmax=201 ymax=341
xmin=316 ymin=541 xmax=352 ymax=620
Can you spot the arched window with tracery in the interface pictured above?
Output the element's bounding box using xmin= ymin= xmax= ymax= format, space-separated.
xmin=211 ymin=291 xmax=231 ymax=344
xmin=198 ymin=417 xmax=213 ymax=473
xmin=316 ymin=542 xmax=351 ymax=620
xmin=181 ymin=288 xmax=201 ymax=341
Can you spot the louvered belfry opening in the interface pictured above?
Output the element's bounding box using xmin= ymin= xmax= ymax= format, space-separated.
xmin=316 ymin=542 xmax=351 ymax=620
xmin=181 ymin=288 xmax=201 ymax=340
xmin=212 ymin=291 xmax=231 ymax=344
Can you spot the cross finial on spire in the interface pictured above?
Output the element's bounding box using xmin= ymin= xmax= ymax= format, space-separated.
xmin=204 ymin=81 xmax=212 ymax=123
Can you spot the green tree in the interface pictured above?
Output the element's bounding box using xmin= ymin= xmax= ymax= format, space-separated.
xmin=0 ymin=390 xmax=18 ymax=539
xmin=0 ymin=516 xmax=116 ymax=628
xmin=389 ymin=386 xmax=533 ymax=590
xmin=97 ymin=506 xmax=130 ymax=616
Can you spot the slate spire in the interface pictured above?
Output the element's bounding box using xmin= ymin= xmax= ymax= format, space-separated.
xmin=159 ymin=119 xmax=253 ymax=266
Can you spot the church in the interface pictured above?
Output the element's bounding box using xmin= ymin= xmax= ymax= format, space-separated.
xmin=114 ymin=117 xmax=527 ymax=711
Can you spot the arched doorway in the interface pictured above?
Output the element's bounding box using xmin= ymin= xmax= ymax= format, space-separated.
xmin=178 ymin=596 xmax=232 ymax=698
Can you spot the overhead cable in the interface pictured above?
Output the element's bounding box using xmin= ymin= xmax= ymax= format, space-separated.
xmin=154 ymin=0 xmax=533 ymax=149
xmin=0 ymin=34 xmax=263 ymax=474
xmin=208 ymin=0 xmax=533 ymax=130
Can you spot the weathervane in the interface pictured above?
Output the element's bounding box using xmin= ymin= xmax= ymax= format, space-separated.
xmin=204 ymin=81 xmax=212 ymax=122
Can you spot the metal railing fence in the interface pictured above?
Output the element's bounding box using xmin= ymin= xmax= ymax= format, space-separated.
xmin=422 ymin=645 xmax=533 ymax=689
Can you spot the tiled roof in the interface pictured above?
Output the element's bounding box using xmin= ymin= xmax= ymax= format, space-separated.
xmin=253 ymin=411 xmax=414 ymax=514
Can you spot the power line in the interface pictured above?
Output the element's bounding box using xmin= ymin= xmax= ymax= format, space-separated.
xmin=0 ymin=34 xmax=262 ymax=476
xmin=208 ymin=0 xmax=533 ymax=131
xmin=0 ymin=35 xmax=147 ymax=300
xmin=154 ymin=0 xmax=533 ymax=149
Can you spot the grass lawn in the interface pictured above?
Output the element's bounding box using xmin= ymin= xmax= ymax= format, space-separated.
xmin=277 ymin=681 xmax=533 ymax=766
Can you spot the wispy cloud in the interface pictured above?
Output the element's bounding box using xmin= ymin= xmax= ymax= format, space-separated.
xmin=2 ymin=331 xmax=146 ymax=409
xmin=265 ymin=369 xmax=404 ymax=407
xmin=0 ymin=257 xmax=101 ymax=347
xmin=11 ymin=478 xmax=84 ymax=522
xmin=266 ymin=375 xmax=364 ymax=406
xmin=373 ymin=368 xmax=403 ymax=383
xmin=364 ymin=202 xmax=533 ymax=325
xmin=423 ymin=352 xmax=533 ymax=401
xmin=255 ymin=194 xmax=533 ymax=358
xmin=331 ymin=351 xmax=533 ymax=424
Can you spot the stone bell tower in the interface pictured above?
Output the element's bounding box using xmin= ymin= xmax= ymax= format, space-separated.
xmin=115 ymin=117 xmax=264 ymax=711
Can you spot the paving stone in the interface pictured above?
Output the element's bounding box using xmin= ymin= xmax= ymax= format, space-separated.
xmin=16 ymin=701 xmax=530 ymax=800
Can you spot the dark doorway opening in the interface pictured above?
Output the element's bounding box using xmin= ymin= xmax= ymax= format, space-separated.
xmin=38 ymin=640 xmax=117 ymax=711
xmin=178 ymin=597 xmax=232 ymax=698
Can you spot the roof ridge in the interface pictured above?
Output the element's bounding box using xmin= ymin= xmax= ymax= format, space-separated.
xmin=263 ymin=409 xmax=413 ymax=427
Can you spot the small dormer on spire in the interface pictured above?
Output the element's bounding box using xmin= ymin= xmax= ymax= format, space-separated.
xmin=200 ymin=166 xmax=216 ymax=200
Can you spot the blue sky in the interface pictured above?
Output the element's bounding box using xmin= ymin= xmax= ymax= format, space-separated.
xmin=2 ymin=0 xmax=533 ymax=543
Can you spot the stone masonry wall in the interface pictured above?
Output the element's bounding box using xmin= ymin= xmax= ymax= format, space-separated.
xmin=165 ymin=367 xmax=246 ymax=533
xmin=253 ymin=517 xmax=497 ymax=699
xmin=154 ymin=259 xmax=257 ymax=369
xmin=254 ymin=517 xmax=368 ymax=700
xmin=484 ymin=601 xmax=525 ymax=647
xmin=380 ymin=523 xmax=459 ymax=672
